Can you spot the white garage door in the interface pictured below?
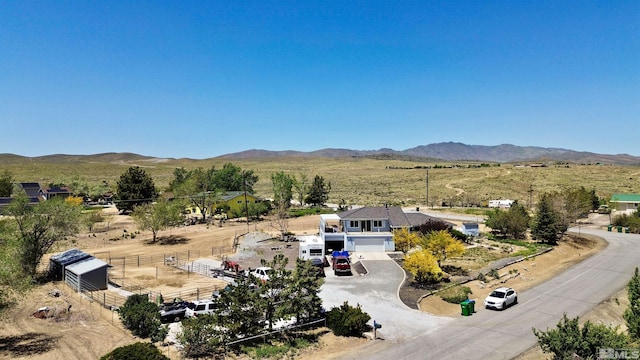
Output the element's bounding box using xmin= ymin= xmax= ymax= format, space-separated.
xmin=355 ymin=238 xmax=385 ymax=252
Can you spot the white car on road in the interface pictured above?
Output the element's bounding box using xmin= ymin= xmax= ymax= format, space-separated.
xmin=484 ymin=287 xmax=517 ymax=310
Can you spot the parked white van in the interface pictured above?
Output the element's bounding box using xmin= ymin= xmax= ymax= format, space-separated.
xmin=185 ymin=299 xmax=218 ymax=317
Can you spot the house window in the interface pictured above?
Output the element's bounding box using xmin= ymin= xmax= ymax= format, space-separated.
xmin=373 ymin=220 xmax=382 ymax=228
xmin=310 ymin=248 xmax=322 ymax=256
xmin=349 ymin=220 xmax=359 ymax=228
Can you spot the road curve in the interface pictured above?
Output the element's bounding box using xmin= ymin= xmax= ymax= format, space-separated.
xmin=347 ymin=228 xmax=640 ymax=360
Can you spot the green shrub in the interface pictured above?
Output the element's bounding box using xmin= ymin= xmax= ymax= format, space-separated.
xmin=439 ymin=286 xmax=472 ymax=304
xmin=118 ymin=294 xmax=164 ymax=341
xmin=476 ymin=272 xmax=486 ymax=282
xmin=326 ymin=301 xmax=371 ymax=337
xmin=100 ymin=342 xmax=169 ymax=360
xmin=488 ymin=269 xmax=500 ymax=279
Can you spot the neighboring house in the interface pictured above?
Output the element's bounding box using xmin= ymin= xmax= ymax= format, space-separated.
xmin=40 ymin=186 xmax=73 ymax=200
xmin=19 ymin=182 xmax=43 ymax=199
xmin=217 ymin=191 xmax=261 ymax=218
xmin=0 ymin=183 xmax=42 ymax=213
xmin=610 ymin=194 xmax=640 ymax=213
xmin=320 ymin=206 xmax=447 ymax=253
xmin=461 ymin=223 xmax=480 ymax=237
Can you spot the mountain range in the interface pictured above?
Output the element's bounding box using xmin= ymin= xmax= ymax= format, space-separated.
xmin=2 ymin=143 xmax=639 ymax=165
xmin=218 ymin=142 xmax=640 ymax=165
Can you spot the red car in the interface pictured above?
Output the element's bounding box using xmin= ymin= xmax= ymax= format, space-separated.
xmin=332 ymin=256 xmax=351 ymax=275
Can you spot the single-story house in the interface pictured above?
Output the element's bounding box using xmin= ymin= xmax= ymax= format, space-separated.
xmin=19 ymin=182 xmax=43 ymax=199
xmin=320 ymin=206 xmax=449 ymax=253
xmin=40 ymin=186 xmax=73 ymax=200
xmin=610 ymin=194 xmax=640 ymax=213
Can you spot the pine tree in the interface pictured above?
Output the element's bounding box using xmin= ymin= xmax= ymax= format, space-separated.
xmin=531 ymin=194 xmax=561 ymax=244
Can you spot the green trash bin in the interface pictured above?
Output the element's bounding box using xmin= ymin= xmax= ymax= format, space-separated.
xmin=618 ymin=226 xmax=623 ymax=233
xmin=626 ymin=227 xmax=631 ymax=233
xmin=460 ymin=300 xmax=470 ymax=316
xmin=608 ymin=225 xmax=613 ymax=232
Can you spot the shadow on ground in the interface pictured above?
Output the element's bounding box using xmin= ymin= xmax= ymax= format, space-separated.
xmin=0 ymin=332 xmax=59 ymax=357
xmin=156 ymin=235 xmax=190 ymax=245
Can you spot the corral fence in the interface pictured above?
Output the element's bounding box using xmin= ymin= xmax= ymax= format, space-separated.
xmin=226 ymin=318 xmax=327 ymax=351
xmin=79 ymin=278 xmax=227 ymax=311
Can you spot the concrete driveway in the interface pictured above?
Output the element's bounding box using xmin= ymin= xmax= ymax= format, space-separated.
xmin=319 ymin=252 xmax=452 ymax=342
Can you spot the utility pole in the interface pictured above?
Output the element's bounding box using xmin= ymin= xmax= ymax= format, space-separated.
xmin=528 ymin=184 xmax=534 ymax=209
xmin=243 ymin=172 xmax=249 ymax=230
xmin=426 ymin=168 xmax=429 ymax=208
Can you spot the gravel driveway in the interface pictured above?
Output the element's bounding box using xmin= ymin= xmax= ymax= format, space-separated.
xmin=319 ymin=253 xmax=453 ymax=342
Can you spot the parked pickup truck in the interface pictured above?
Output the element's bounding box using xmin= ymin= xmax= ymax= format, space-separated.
xmin=159 ymin=301 xmax=190 ymax=323
xmin=331 ymin=251 xmax=352 ymax=276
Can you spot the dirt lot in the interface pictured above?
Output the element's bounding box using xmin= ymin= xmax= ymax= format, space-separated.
xmin=0 ymin=208 xmax=618 ymax=359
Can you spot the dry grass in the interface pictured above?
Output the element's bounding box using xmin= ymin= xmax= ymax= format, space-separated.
xmin=3 ymin=156 xmax=640 ymax=207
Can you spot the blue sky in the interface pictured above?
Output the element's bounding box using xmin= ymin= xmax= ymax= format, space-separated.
xmin=1 ymin=1 xmax=638 ymax=158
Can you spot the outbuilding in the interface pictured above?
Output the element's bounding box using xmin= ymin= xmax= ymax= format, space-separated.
xmin=49 ymin=248 xmax=93 ymax=281
xmin=64 ymin=257 xmax=109 ymax=292
xmin=461 ymin=223 xmax=480 ymax=237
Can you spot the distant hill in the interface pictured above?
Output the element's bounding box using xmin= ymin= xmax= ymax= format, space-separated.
xmin=219 ymin=142 xmax=640 ymax=165
xmin=2 ymin=142 xmax=639 ymax=165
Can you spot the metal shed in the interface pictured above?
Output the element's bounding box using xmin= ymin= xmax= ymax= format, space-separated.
xmin=64 ymin=257 xmax=109 ymax=292
xmin=49 ymin=248 xmax=93 ymax=281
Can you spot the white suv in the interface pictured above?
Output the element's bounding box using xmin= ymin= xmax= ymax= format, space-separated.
xmin=484 ymin=287 xmax=517 ymax=310
xmin=185 ymin=299 xmax=218 ymax=317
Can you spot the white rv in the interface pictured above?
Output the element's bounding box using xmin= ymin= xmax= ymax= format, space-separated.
xmin=298 ymin=235 xmax=325 ymax=261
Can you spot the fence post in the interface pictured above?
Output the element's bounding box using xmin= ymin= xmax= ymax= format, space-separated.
xmin=137 ymin=255 xmax=140 ymax=267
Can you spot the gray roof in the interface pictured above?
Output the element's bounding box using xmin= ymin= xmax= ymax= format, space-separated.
xmin=338 ymin=206 xmax=441 ymax=228
xmin=462 ymin=222 xmax=479 ymax=229
xmin=65 ymin=257 xmax=109 ymax=275
xmin=50 ymin=248 xmax=92 ymax=266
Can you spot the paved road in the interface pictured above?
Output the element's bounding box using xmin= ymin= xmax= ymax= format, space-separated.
xmin=347 ymin=228 xmax=640 ymax=360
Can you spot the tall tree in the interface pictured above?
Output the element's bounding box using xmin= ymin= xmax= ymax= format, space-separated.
xmin=116 ymin=166 xmax=158 ymax=213
xmin=257 ymin=254 xmax=291 ymax=331
xmin=173 ymin=167 xmax=218 ymax=223
xmin=283 ymin=258 xmax=325 ymax=324
xmin=6 ymin=191 xmax=83 ymax=276
xmin=0 ymin=218 xmax=31 ymax=311
xmin=531 ymin=193 xmax=565 ymax=245
xmin=271 ymin=171 xmax=294 ymax=239
xmin=131 ymin=199 xmax=184 ymax=243
xmin=624 ymin=267 xmax=640 ymax=339
xmin=292 ymin=173 xmax=309 ymax=207
xmin=0 ymin=170 xmax=13 ymax=197
xmin=213 ymin=275 xmax=264 ymax=339
xmin=213 ymin=163 xmax=258 ymax=192
xmin=305 ymin=175 xmax=331 ymax=207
